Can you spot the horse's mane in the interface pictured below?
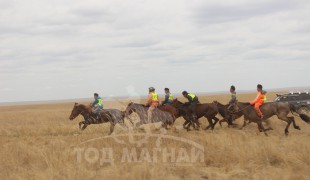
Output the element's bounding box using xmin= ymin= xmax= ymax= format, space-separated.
xmin=129 ymin=102 xmax=145 ymax=106
xmin=75 ymin=103 xmax=92 ymax=111
xmin=239 ymin=102 xmax=251 ymax=105
xmin=213 ymin=101 xmax=228 ymax=107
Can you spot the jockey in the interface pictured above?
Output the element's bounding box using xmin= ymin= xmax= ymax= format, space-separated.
xmin=92 ymin=93 xmax=103 ymax=120
xmin=229 ymin=85 xmax=237 ymax=104
xmin=145 ymin=87 xmax=160 ymax=123
xmin=182 ymin=91 xmax=199 ymax=119
xmin=162 ymin=88 xmax=173 ymax=105
xmin=227 ymin=85 xmax=237 ymax=125
xmin=250 ymin=84 xmax=267 ymax=119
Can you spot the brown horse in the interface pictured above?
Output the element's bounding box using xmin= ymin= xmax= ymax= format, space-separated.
xmin=69 ymin=103 xmax=126 ymax=134
xmin=231 ymin=101 xmax=310 ymax=135
xmin=213 ymin=101 xmax=273 ymax=130
xmin=170 ymin=99 xmax=220 ymax=130
xmin=213 ymin=101 xmax=245 ymax=127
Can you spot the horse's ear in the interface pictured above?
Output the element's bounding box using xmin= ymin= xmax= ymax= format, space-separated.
xmin=74 ymin=102 xmax=78 ymax=106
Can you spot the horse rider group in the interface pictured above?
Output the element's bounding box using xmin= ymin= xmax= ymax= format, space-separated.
xmin=90 ymin=84 xmax=267 ymax=121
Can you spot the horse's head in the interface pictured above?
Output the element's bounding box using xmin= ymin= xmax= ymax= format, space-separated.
xmin=69 ymin=103 xmax=80 ymax=120
xmin=124 ymin=102 xmax=134 ymax=118
xmin=171 ymin=98 xmax=183 ymax=107
xmin=69 ymin=103 xmax=91 ymax=120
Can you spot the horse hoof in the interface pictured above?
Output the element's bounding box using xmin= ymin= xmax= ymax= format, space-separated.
xmin=285 ymin=131 xmax=289 ymax=136
xmin=296 ymin=126 xmax=301 ymax=130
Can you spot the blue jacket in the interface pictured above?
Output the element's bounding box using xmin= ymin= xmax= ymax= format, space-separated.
xmin=162 ymin=93 xmax=173 ymax=105
xmin=92 ymin=97 xmax=103 ymax=109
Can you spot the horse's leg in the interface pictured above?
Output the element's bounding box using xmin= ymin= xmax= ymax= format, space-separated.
xmin=79 ymin=121 xmax=84 ymax=129
xmin=195 ymin=117 xmax=201 ymax=129
xmin=257 ymin=121 xmax=268 ymax=136
xmin=204 ymin=117 xmax=213 ymax=130
xmin=81 ymin=123 xmax=88 ymax=130
xmin=211 ymin=116 xmax=219 ymax=130
xmin=109 ymin=123 xmax=115 ymax=135
xmin=183 ymin=116 xmax=191 ymax=130
xmin=120 ymin=120 xmax=128 ymax=129
xmin=183 ymin=121 xmax=188 ymax=129
xmin=191 ymin=114 xmax=200 ymax=130
xmin=186 ymin=121 xmax=192 ymax=131
xmin=219 ymin=119 xmax=225 ymax=127
xmin=190 ymin=115 xmax=199 ymax=130
xmin=162 ymin=122 xmax=169 ymax=130
xmin=240 ymin=118 xmax=251 ymax=130
xmin=184 ymin=118 xmax=192 ymax=131
xmin=277 ymin=114 xmax=293 ymax=136
xmin=290 ymin=116 xmax=301 ymax=130
xmin=193 ymin=120 xmax=200 ymax=131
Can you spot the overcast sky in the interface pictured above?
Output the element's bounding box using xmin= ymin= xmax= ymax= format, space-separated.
xmin=0 ymin=0 xmax=310 ymax=102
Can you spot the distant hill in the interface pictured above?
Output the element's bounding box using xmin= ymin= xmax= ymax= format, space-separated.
xmin=1 ymin=86 xmax=309 ymax=106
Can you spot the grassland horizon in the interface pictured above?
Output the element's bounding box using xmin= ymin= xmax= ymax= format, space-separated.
xmin=0 ymin=91 xmax=309 ymax=180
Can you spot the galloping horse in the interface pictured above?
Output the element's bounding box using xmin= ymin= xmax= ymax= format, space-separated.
xmin=69 ymin=103 xmax=126 ymax=134
xmin=124 ymin=102 xmax=176 ymax=129
xmin=231 ymin=101 xmax=310 ymax=135
xmin=170 ymin=99 xmax=220 ymax=130
xmin=213 ymin=101 xmax=245 ymax=128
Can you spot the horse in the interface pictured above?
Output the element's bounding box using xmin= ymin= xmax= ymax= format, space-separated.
xmin=69 ymin=103 xmax=126 ymax=134
xmin=170 ymin=99 xmax=220 ymax=130
xmin=124 ymin=102 xmax=176 ymax=129
xmin=169 ymin=99 xmax=199 ymax=130
xmin=213 ymin=101 xmax=244 ymax=127
xmin=231 ymin=101 xmax=310 ymax=136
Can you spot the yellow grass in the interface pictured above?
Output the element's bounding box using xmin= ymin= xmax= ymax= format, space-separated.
xmin=0 ymin=92 xmax=309 ymax=180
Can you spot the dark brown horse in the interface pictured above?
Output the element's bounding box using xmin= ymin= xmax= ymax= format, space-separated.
xmin=69 ymin=103 xmax=126 ymax=134
xmin=231 ymin=101 xmax=310 ymax=135
xmin=213 ymin=101 xmax=247 ymax=128
xmin=169 ymin=99 xmax=199 ymax=130
xmin=170 ymin=99 xmax=220 ymax=130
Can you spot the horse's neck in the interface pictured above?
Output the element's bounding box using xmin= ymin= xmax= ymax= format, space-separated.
xmin=132 ymin=104 xmax=147 ymax=114
xmin=81 ymin=110 xmax=91 ymax=117
xmin=217 ymin=103 xmax=228 ymax=108
xmin=238 ymin=102 xmax=251 ymax=109
xmin=79 ymin=105 xmax=92 ymax=117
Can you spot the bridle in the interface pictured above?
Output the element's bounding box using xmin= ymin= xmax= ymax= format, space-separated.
xmin=228 ymin=103 xmax=252 ymax=114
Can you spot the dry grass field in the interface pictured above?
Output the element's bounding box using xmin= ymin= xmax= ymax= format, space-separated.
xmin=0 ymin=92 xmax=309 ymax=180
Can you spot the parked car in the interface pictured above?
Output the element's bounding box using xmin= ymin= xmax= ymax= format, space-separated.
xmin=274 ymin=92 xmax=310 ymax=114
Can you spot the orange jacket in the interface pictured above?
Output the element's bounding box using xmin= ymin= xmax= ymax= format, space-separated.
xmin=250 ymin=91 xmax=265 ymax=105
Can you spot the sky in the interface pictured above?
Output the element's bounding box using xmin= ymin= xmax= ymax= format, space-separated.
xmin=0 ymin=0 xmax=310 ymax=102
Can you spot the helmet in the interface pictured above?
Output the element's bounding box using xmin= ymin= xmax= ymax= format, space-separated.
xmin=182 ymin=91 xmax=188 ymax=95
xmin=164 ymin=88 xmax=169 ymax=91
xmin=149 ymin=87 xmax=155 ymax=91
xmin=94 ymin=93 xmax=99 ymax=97
xmin=257 ymin=84 xmax=263 ymax=90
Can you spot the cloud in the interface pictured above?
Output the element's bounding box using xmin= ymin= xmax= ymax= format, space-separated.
xmin=0 ymin=0 xmax=309 ymax=102
xmin=192 ymin=0 xmax=305 ymax=24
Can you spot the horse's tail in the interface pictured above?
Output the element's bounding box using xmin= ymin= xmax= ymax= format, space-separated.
xmin=289 ymin=104 xmax=310 ymax=123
